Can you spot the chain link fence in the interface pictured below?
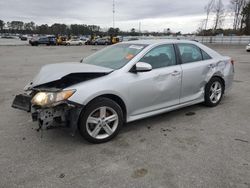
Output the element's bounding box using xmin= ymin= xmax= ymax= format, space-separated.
xmin=139 ymin=36 xmax=250 ymax=45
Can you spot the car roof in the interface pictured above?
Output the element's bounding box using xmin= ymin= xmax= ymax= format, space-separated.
xmin=123 ymin=39 xmax=198 ymax=45
xmin=122 ymin=39 xmax=222 ymax=58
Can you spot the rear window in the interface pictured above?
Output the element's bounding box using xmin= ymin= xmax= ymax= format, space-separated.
xmin=177 ymin=43 xmax=203 ymax=63
xmin=201 ymin=50 xmax=212 ymax=60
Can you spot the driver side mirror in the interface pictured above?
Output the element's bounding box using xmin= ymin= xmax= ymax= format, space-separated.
xmin=80 ymin=58 xmax=84 ymax=63
xmin=135 ymin=62 xmax=152 ymax=72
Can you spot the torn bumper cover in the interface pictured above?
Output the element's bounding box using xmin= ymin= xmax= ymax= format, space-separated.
xmin=12 ymin=93 xmax=83 ymax=133
xmin=12 ymin=94 xmax=32 ymax=112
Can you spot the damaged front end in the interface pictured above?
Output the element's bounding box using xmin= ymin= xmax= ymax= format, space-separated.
xmin=12 ymin=86 xmax=83 ymax=134
xmin=12 ymin=63 xmax=113 ymax=134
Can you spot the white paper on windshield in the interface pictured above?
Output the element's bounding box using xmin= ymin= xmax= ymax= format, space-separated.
xmin=129 ymin=45 xmax=144 ymax=50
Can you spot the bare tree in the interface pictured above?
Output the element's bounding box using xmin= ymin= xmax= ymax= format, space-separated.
xmin=230 ymin=0 xmax=247 ymax=30
xmin=204 ymin=0 xmax=216 ymax=31
xmin=213 ymin=0 xmax=225 ymax=30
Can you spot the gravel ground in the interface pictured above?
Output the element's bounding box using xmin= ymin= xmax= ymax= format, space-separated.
xmin=0 ymin=44 xmax=249 ymax=188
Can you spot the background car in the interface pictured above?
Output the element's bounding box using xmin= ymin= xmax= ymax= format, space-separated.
xmin=56 ymin=36 xmax=67 ymax=45
xmin=29 ymin=36 xmax=56 ymax=46
xmin=246 ymin=43 xmax=250 ymax=52
xmin=92 ymin=38 xmax=111 ymax=45
xmin=66 ymin=39 xmax=83 ymax=46
xmin=20 ymin=35 xmax=28 ymax=41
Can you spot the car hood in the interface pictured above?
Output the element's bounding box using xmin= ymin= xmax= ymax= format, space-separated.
xmin=25 ymin=62 xmax=113 ymax=89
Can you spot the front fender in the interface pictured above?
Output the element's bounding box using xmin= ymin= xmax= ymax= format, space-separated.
xmin=74 ymin=90 xmax=127 ymax=106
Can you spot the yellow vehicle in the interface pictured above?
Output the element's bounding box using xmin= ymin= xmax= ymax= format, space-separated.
xmin=111 ymin=36 xmax=123 ymax=44
xmin=56 ymin=36 xmax=67 ymax=45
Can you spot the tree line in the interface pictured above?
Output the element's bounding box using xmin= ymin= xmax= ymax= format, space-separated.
xmin=0 ymin=21 xmax=103 ymax=35
xmin=198 ymin=0 xmax=250 ymax=35
xmin=0 ymin=20 xmax=173 ymax=37
xmin=0 ymin=0 xmax=250 ymax=36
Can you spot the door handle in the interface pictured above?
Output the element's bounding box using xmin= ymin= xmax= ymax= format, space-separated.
xmin=171 ymin=70 xmax=181 ymax=76
xmin=208 ymin=64 xmax=216 ymax=68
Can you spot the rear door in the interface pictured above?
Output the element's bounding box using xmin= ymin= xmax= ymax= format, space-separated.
xmin=177 ymin=43 xmax=215 ymax=103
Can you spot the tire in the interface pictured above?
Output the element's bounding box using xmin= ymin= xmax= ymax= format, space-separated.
xmin=204 ymin=77 xmax=224 ymax=107
xmin=79 ymin=43 xmax=82 ymax=46
xmin=78 ymin=97 xmax=123 ymax=144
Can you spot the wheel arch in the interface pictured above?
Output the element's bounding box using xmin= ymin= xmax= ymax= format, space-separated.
xmin=83 ymin=94 xmax=127 ymax=123
xmin=207 ymin=74 xmax=225 ymax=94
xmin=210 ymin=74 xmax=225 ymax=88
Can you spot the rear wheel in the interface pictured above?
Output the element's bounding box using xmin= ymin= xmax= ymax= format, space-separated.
xmin=78 ymin=97 xmax=123 ymax=143
xmin=204 ymin=77 xmax=224 ymax=107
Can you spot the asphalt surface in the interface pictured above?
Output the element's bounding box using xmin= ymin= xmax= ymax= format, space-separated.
xmin=0 ymin=44 xmax=249 ymax=188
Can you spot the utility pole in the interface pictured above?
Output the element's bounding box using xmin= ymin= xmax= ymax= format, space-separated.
xmin=139 ymin=22 xmax=141 ymax=34
xmin=113 ymin=0 xmax=115 ymax=28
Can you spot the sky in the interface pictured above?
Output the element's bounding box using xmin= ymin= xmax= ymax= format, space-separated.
xmin=0 ymin=0 xmax=232 ymax=33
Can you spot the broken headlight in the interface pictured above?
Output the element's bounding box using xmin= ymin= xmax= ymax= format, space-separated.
xmin=31 ymin=90 xmax=76 ymax=107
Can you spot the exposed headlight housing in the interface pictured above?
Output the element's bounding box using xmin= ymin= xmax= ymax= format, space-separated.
xmin=31 ymin=90 xmax=76 ymax=107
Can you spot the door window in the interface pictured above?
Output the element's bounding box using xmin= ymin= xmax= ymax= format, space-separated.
xmin=140 ymin=44 xmax=176 ymax=69
xmin=177 ymin=44 xmax=203 ymax=63
xmin=201 ymin=50 xmax=212 ymax=60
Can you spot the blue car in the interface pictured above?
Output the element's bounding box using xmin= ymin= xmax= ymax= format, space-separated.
xmin=29 ymin=36 xmax=56 ymax=46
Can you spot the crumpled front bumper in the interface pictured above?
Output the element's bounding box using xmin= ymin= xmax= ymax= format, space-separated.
xmin=12 ymin=93 xmax=83 ymax=133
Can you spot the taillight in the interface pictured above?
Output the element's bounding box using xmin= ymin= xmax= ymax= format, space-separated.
xmin=230 ymin=59 xmax=234 ymax=65
xmin=230 ymin=59 xmax=235 ymax=72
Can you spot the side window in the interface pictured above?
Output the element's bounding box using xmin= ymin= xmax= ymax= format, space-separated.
xmin=178 ymin=44 xmax=202 ymax=64
xmin=201 ymin=50 xmax=212 ymax=60
xmin=140 ymin=44 xmax=176 ymax=69
xmin=40 ymin=37 xmax=48 ymax=42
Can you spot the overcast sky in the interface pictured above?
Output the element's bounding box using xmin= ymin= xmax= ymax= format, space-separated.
xmin=0 ymin=0 xmax=232 ymax=33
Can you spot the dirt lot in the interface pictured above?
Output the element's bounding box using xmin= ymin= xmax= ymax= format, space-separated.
xmin=0 ymin=44 xmax=249 ymax=188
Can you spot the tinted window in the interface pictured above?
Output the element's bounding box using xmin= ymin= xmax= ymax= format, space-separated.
xmin=39 ymin=37 xmax=48 ymax=42
xmin=178 ymin=44 xmax=202 ymax=63
xmin=201 ymin=50 xmax=212 ymax=60
xmin=140 ymin=44 xmax=176 ymax=69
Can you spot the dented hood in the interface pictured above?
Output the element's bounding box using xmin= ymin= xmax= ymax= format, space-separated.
xmin=26 ymin=63 xmax=113 ymax=89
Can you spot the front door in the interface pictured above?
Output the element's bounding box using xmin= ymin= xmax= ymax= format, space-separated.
xmin=127 ymin=44 xmax=182 ymax=116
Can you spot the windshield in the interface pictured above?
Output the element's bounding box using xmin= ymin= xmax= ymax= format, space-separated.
xmin=83 ymin=43 xmax=148 ymax=69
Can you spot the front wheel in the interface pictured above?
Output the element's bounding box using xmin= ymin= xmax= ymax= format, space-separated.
xmin=78 ymin=98 xmax=123 ymax=143
xmin=204 ymin=77 xmax=224 ymax=107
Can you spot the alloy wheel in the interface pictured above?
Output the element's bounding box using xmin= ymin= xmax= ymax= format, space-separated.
xmin=209 ymin=81 xmax=222 ymax=104
xmin=86 ymin=106 xmax=119 ymax=139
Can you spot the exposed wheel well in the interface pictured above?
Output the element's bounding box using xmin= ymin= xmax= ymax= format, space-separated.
xmin=86 ymin=94 xmax=127 ymax=122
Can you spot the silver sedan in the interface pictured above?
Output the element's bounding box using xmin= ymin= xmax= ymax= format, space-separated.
xmin=12 ymin=40 xmax=234 ymax=143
